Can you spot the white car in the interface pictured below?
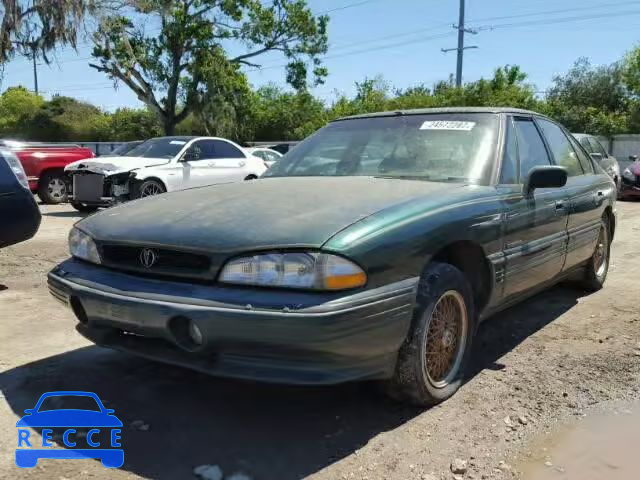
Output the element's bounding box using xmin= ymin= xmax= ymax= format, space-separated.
xmin=245 ymin=147 xmax=283 ymax=167
xmin=65 ymin=136 xmax=268 ymax=212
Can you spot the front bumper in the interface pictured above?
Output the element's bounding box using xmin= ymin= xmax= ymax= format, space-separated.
xmin=48 ymin=259 xmax=417 ymax=385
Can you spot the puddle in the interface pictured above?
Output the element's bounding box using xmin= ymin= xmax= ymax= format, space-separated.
xmin=521 ymin=403 xmax=640 ymax=479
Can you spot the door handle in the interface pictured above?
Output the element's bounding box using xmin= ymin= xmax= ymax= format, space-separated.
xmin=555 ymin=200 xmax=565 ymax=210
xmin=207 ymin=162 xmax=216 ymax=167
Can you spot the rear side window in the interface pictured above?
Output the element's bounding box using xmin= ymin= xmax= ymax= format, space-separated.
xmin=212 ymin=140 xmax=245 ymax=159
xmin=569 ymin=136 xmax=595 ymax=174
xmin=588 ymin=137 xmax=608 ymax=157
xmin=500 ymin=118 xmax=518 ymax=184
xmin=513 ymin=118 xmax=551 ymax=181
xmin=578 ymin=137 xmax=594 ymax=153
xmin=537 ymin=119 xmax=583 ymax=176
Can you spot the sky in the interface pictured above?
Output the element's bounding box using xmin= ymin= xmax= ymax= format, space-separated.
xmin=1 ymin=0 xmax=639 ymax=110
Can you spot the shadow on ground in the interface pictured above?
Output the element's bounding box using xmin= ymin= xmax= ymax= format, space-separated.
xmin=41 ymin=211 xmax=87 ymax=218
xmin=0 ymin=285 xmax=583 ymax=479
xmin=0 ymin=284 xmax=7 ymax=292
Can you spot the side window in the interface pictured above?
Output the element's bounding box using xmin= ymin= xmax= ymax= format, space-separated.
xmin=500 ymin=117 xmax=518 ymax=184
xmin=579 ymin=137 xmax=594 ymax=153
xmin=513 ymin=118 xmax=551 ymax=181
xmin=212 ymin=140 xmax=245 ymax=159
xmin=536 ymin=119 xmax=583 ymax=177
xmin=569 ymin=136 xmax=595 ymax=174
xmin=589 ymin=137 xmax=608 ymax=157
xmin=185 ymin=140 xmax=216 ymax=161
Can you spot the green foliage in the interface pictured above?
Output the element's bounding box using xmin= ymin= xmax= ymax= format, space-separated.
xmin=0 ymin=86 xmax=44 ymax=135
xmin=546 ymin=58 xmax=629 ymax=136
xmin=0 ymin=0 xmax=91 ymax=63
xmin=108 ymin=108 xmax=162 ymax=140
xmin=90 ymin=0 xmax=328 ymax=134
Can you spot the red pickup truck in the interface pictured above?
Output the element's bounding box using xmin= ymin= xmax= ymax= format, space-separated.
xmin=1 ymin=142 xmax=94 ymax=204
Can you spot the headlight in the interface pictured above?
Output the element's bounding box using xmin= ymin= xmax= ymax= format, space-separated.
xmin=68 ymin=227 xmax=101 ymax=264
xmin=622 ymin=167 xmax=635 ymax=180
xmin=219 ymin=252 xmax=367 ymax=290
xmin=1 ymin=149 xmax=29 ymax=190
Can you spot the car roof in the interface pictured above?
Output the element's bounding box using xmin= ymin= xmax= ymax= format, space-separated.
xmin=333 ymin=107 xmax=543 ymax=122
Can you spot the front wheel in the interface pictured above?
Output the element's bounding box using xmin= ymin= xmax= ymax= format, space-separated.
xmin=136 ymin=179 xmax=166 ymax=198
xmin=70 ymin=201 xmax=98 ymax=213
xmin=579 ymin=217 xmax=610 ymax=291
xmin=383 ymin=262 xmax=476 ymax=407
xmin=37 ymin=171 xmax=68 ymax=204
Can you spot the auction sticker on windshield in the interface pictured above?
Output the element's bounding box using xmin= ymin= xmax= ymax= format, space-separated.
xmin=15 ymin=391 xmax=124 ymax=468
xmin=419 ymin=120 xmax=476 ymax=131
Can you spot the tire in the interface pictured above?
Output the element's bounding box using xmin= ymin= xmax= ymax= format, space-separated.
xmin=579 ymin=217 xmax=611 ymax=291
xmin=135 ymin=179 xmax=166 ymax=198
xmin=37 ymin=171 xmax=68 ymax=204
xmin=382 ymin=262 xmax=476 ymax=407
xmin=70 ymin=201 xmax=99 ymax=213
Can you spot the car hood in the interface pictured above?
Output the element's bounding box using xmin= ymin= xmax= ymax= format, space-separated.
xmin=16 ymin=410 xmax=123 ymax=428
xmin=78 ymin=176 xmax=463 ymax=251
xmin=65 ymin=156 xmax=170 ymax=175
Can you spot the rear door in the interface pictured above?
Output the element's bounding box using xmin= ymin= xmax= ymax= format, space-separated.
xmin=537 ymin=120 xmax=605 ymax=271
xmin=201 ymin=140 xmax=250 ymax=184
xmin=501 ymin=116 xmax=569 ymax=299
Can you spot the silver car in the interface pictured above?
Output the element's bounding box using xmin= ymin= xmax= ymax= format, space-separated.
xmin=573 ymin=133 xmax=621 ymax=196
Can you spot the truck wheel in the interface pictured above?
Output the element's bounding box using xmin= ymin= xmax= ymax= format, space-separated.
xmin=70 ymin=201 xmax=98 ymax=213
xmin=38 ymin=171 xmax=68 ymax=204
xmin=382 ymin=262 xmax=476 ymax=407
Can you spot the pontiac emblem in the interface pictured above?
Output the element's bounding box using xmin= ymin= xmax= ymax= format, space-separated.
xmin=139 ymin=248 xmax=159 ymax=268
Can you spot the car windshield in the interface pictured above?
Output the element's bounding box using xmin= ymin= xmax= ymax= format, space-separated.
xmin=125 ymin=138 xmax=188 ymax=159
xmin=264 ymin=113 xmax=499 ymax=185
xmin=37 ymin=395 xmax=101 ymax=412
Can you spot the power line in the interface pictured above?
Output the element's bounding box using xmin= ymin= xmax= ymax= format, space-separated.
xmin=466 ymin=0 xmax=640 ymax=24
xmin=481 ymin=8 xmax=640 ymax=30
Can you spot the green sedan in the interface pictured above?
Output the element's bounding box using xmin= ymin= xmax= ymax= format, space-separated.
xmin=48 ymin=107 xmax=615 ymax=406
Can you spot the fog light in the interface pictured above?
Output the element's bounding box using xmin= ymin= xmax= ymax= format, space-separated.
xmin=188 ymin=321 xmax=203 ymax=346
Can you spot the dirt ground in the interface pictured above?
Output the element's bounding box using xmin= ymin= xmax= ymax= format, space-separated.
xmin=0 ymin=200 xmax=639 ymax=480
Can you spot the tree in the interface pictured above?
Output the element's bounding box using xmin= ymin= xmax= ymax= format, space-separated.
xmin=0 ymin=0 xmax=93 ymax=63
xmin=108 ymin=107 xmax=162 ymax=140
xmin=90 ymin=0 xmax=328 ymax=134
xmin=0 ymin=85 xmax=43 ymax=135
xmin=545 ymin=58 xmax=629 ymax=136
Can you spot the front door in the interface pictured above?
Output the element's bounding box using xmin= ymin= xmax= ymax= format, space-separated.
xmin=501 ymin=116 xmax=569 ymax=299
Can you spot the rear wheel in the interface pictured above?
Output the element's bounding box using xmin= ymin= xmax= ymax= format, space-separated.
xmin=70 ymin=201 xmax=98 ymax=213
xmin=579 ymin=217 xmax=610 ymax=291
xmin=383 ymin=262 xmax=476 ymax=406
xmin=37 ymin=171 xmax=68 ymax=204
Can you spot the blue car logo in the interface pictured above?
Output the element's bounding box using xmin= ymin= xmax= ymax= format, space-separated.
xmin=16 ymin=391 xmax=123 ymax=468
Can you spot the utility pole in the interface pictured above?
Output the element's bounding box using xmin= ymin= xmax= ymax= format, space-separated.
xmin=31 ymin=44 xmax=39 ymax=95
xmin=441 ymin=0 xmax=478 ymax=87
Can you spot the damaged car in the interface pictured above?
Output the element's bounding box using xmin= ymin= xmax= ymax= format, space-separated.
xmin=65 ymin=136 xmax=268 ymax=212
xmin=49 ymin=108 xmax=615 ymax=406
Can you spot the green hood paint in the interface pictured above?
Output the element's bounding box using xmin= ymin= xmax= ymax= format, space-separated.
xmin=78 ymin=176 xmax=463 ymax=252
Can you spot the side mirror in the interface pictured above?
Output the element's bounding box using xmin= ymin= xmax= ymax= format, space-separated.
xmin=523 ymin=166 xmax=567 ymax=195
xmin=104 ymin=409 xmax=115 ymax=414
xmin=589 ymin=152 xmax=603 ymax=162
xmin=23 ymin=409 xmax=33 ymax=415
xmin=629 ymin=155 xmax=638 ymax=162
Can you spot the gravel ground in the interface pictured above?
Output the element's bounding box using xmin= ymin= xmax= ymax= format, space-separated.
xmin=0 ymin=200 xmax=639 ymax=480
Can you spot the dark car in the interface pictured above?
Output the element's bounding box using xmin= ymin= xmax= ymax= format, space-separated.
xmin=107 ymin=141 xmax=144 ymax=157
xmin=0 ymin=149 xmax=41 ymax=248
xmin=48 ymin=108 xmax=615 ymax=406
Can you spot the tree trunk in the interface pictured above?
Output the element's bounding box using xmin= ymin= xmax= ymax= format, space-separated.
xmin=164 ymin=118 xmax=176 ymax=135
